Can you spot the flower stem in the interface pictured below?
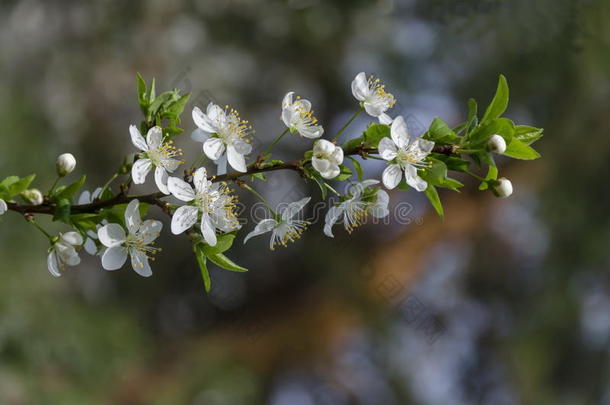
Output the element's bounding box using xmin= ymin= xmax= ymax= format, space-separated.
xmin=28 ymin=218 xmax=53 ymax=240
xmin=324 ymin=182 xmax=341 ymax=196
xmin=466 ymin=170 xmax=485 ymax=182
xmin=99 ymin=172 xmax=120 ymax=198
xmin=333 ymin=108 xmax=363 ymax=142
xmin=48 ymin=176 xmax=61 ymax=195
xmin=240 ymin=183 xmax=277 ymax=217
xmin=261 ymin=128 xmax=289 ymax=156
xmin=190 ymin=153 xmax=208 ymax=171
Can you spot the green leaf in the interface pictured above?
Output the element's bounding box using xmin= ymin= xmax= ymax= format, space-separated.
xmin=347 ymin=156 xmax=363 ymax=181
xmin=363 ymin=124 xmax=390 ymax=148
xmin=466 ymin=98 xmax=478 ymax=131
xmin=432 ymin=155 xmax=469 ymax=172
xmin=440 ymin=177 xmax=464 ymax=191
xmin=250 ymin=173 xmax=267 ymax=181
xmin=53 ymin=198 xmax=71 ymax=223
xmin=202 ymin=233 xmax=236 ymax=256
xmin=481 ymin=74 xmax=509 ymax=123
xmin=514 ymin=125 xmax=544 ymax=145
xmin=468 ymin=117 xmax=514 ymax=148
xmin=304 ymin=166 xmax=327 ymax=199
xmin=71 ymin=213 xmax=102 ymax=233
xmin=503 ymin=138 xmax=541 ymax=160
xmin=424 ymin=118 xmax=460 ymax=144
xmin=3 ymin=174 xmax=36 ymax=198
xmin=342 ymin=136 xmax=364 ymax=152
xmin=335 ymin=165 xmax=352 ymax=181
xmin=195 ymin=248 xmax=211 ymax=293
xmin=419 ymin=159 xmax=447 ymax=186
xmin=424 ymin=185 xmax=444 ymax=219
xmin=207 ymin=252 xmax=248 ymax=273
xmin=53 ymin=175 xmax=86 ymax=201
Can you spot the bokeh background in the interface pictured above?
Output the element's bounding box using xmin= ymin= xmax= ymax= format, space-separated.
xmin=1 ymin=0 xmax=609 ymax=404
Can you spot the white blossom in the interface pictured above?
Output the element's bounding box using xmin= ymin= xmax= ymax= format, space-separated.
xmin=488 ymin=134 xmax=507 ymax=154
xmin=130 ymin=125 xmax=182 ymax=195
xmin=56 ymin=153 xmax=76 ymax=176
xmin=244 ymin=197 xmax=310 ymax=250
xmin=168 ymin=167 xmax=239 ymax=246
xmin=312 ymin=139 xmax=344 ymax=179
xmin=495 ymin=177 xmax=513 ymax=198
xmin=47 ymin=231 xmax=83 ymax=277
xmin=351 ymin=72 xmax=396 ymax=125
xmin=78 ymin=188 xmax=104 ymax=255
xmin=23 ymin=189 xmax=43 ymax=205
xmin=191 ymin=103 xmax=253 ymax=174
xmin=0 ymin=199 xmax=6 ymax=215
xmin=281 ymin=92 xmax=324 ymax=139
xmin=378 ymin=116 xmax=434 ymax=191
xmin=324 ymin=180 xmax=389 ymax=237
xmin=97 ymin=199 xmax=162 ymax=277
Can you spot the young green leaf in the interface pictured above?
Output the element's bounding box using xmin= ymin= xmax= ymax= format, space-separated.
xmin=514 ymin=125 xmax=544 ymax=145
xmin=335 ymin=165 xmax=352 ymax=181
xmin=53 ymin=175 xmax=86 ymax=201
xmin=481 ymin=74 xmax=509 ymax=123
xmin=503 ymin=138 xmax=541 ymax=160
xmin=207 ymin=252 xmax=248 ymax=273
xmin=424 ymin=185 xmax=444 ymax=220
xmin=363 ymin=124 xmax=390 ymax=148
xmin=195 ymin=247 xmax=211 ymax=292
xmin=424 ymin=118 xmax=460 ymax=144
xmin=202 ymin=233 xmax=236 ymax=255
xmin=3 ymin=174 xmax=36 ymax=198
xmin=347 ymin=156 xmax=363 ymax=181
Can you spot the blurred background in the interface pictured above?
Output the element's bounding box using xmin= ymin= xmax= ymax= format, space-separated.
xmin=1 ymin=0 xmax=609 ymax=404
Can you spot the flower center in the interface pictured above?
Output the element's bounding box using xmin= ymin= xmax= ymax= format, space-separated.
xmin=271 ymin=220 xmax=309 ymax=250
xmin=367 ymin=76 xmax=396 ymax=108
xmin=217 ymin=106 xmax=253 ymax=145
xmin=396 ymin=147 xmax=428 ymax=168
xmin=146 ymin=141 xmax=182 ymax=167
xmin=124 ymin=234 xmax=160 ymax=260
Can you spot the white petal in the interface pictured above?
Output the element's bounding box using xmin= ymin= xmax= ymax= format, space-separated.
xmin=244 ymin=219 xmax=278 ymax=243
xmin=404 ymin=164 xmax=427 ymax=192
xmin=130 ymin=249 xmax=152 ymax=277
xmin=84 ymin=238 xmax=98 ymax=255
xmin=331 ymin=146 xmax=344 ymax=165
xmin=312 ymin=157 xmax=331 ymax=174
xmin=200 ymin=213 xmax=217 ymax=246
xmin=203 ymin=138 xmax=226 ymax=161
xmin=413 ymin=138 xmax=435 ymax=154
xmin=351 ymin=72 xmax=369 ymax=101
xmin=319 ymin=163 xmax=340 ymax=180
xmin=298 ymin=125 xmax=324 ymax=139
xmin=162 ymin=158 xmax=181 ymax=173
xmin=91 ymin=187 xmax=102 ymax=200
xmin=313 ymin=139 xmax=335 ymax=155
xmin=129 ymin=125 xmax=148 ymax=151
xmin=124 ymin=199 xmax=141 ymax=234
xmin=131 ymin=159 xmax=152 ymax=185
xmin=379 ymin=113 xmax=393 ymax=125
xmin=60 ymin=231 xmax=83 ymax=246
xmin=98 ymin=223 xmax=127 ymax=248
xmin=281 ymin=197 xmax=311 ymax=221
xmin=77 ymin=190 xmax=91 ymax=205
xmin=390 ymin=116 xmax=409 ymax=148
xmin=0 ymin=199 xmax=6 ymax=215
xmin=193 ymin=106 xmax=217 ymax=133
xmin=101 ymin=245 xmax=128 ymax=270
xmin=193 ymin=167 xmax=209 ymax=193
xmin=370 ymin=190 xmax=390 ymax=218
xmin=191 ymin=128 xmax=210 ymax=143
xmin=167 ymin=177 xmax=195 ymax=202
xmin=382 ymin=164 xmax=402 ymax=189
xmin=232 ymin=140 xmax=252 ymax=156
xmin=146 ymin=126 xmax=163 ymax=149
xmin=171 ymin=205 xmax=199 ymax=235
xmin=139 ymin=220 xmax=163 ymax=244
xmin=363 ymin=101 xmax=385 ymax=117
xmin=378 ymin=137 xmax=398 ymax=161
xmin=282 ymin=92 xmax=294 ymax=109
xmin=282 ymin=107 xmax=297 ymax=129
xmin=323 ymin=206 xmax=344 ymax=238
xmin=227 ymin=144 xmax=247 ymax=173
xmin=215 ymin=155 xmax=228 ymax=176
xmin=154 ymin=166 xmax=170 ymax=195
xmin=61 ymin=245 xmax=81 ymax=266
xmin=47 ymin=252 xmax=61 ymax=277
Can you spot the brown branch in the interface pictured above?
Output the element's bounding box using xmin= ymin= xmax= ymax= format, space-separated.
xmin=5 ymin=144 xmax=456 ymax=217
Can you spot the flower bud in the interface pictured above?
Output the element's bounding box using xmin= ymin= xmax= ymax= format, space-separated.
xmin=0 ymin=198 xmax=7 ymax=215
xmin=494 ymin=177 xmax=513 ymax=198
xmin=56 ymin=153 xmax=76 ymax=176
xmin=488 ymin=134 xmax=507 ymax=154
xmin=23 ymin=189 xmax=44 ymax=205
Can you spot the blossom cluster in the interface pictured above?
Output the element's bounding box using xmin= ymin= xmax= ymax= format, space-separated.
xmin=0 ymin=72 xmax=542 ymax=290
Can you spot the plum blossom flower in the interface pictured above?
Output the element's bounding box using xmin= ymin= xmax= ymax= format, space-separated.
xmin=378 ymin=116 xmax=434 ymax=191
xmin=168 ymin=167 xmax=239 ymax=246
xmin=47 ymin=231 xmax=83 ymax=277
xmin=56 ymin=153 xmax=76 ymax=176
xmin=78 ymin=188 xmax=105 ymax=255
xmin=191 ymin=103 xmax=253 ymax=174
xmin=244 ymin=197 xmax=310 ymax=250
xmin=97 ymin=199 xmax=162 ymax=277
xmin=494 ymin=177 xmax=513 ymax=198
xmin=281 ymin=92 xmax=324 ymax=139
xmin=312 ymin=139 xmax=344 ymax=179
xmin=488 ymin=134 xmax=507 ymax=154
xmin=351 ymin=72 xmax=396 ymax=125
xmin=130 ymin=125 xmax=182 ymax=195
xmin=0 ymin=199 xmax=6 ymax=215
xmin=324 ymin=180 xmax=389 ymax=237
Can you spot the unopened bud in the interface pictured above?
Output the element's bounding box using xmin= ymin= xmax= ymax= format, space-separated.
xmin=56 ymin=153 xmax=76 ymax=176
xmin=23 ymin=189 xmax=44 ymax=205
xmin=0 ymin=198 xmax=7 ymax=215
xmin=488 ymin=134 xmax=507 ymax=154
xmin=494 ymin=177 xmax=513 ymax=198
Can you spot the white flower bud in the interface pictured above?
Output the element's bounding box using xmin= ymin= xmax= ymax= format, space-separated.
xmin=488 ymin=134 xmax=507 ymax=154
xmin=23 ymin=189 xmax=44 ymax=205
xmin=0 ymin=199 xmax=7 ymax=215
xmin=56 ymin=153 xmax=76 ymax=176
xmin=494 ymin=177 xmax=513 ymax=198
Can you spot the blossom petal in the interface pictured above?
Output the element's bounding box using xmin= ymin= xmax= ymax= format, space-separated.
xmin=171 ymin=205 xmax=198 ymax=235
xmin=47 ymin=252 xmax=61 ymax=277
xmin=298 ymin=125 xmax=324 ymax=139
xmin=154 ymin=166 xmax=170 ymax=195
xmin=227 ymin=144 xmax=247 ymax=173
xmin=129 ymin=125 xmax=148 ymax=151
xmin=319 ymin=163 xmax=340 ymax=179
xmin=191 ymin=128 xmax=210 ymax=143
xmin=91 ymin=187 xmax=102 ymax=200
xmin=404 ymin=164 xmax=427 ymax=192
xmin=162 ymin=158 xmax=181 ymax=173
xmin=312 ymin=156 xmax=330 ymax=174
xmin=351 ymin=72 xmax=369 ymax=101
xmin=331 ymin=146 xmax=344 ymax=165
xmin=244 ymin=219 xmax=278 ymax=244
xmin=313 ymin=139 xmax=335 ymax=155
xmin=78 ymin=190 xmax=90 ymax=205
xmin=130 ymin=249 xmax=152 ymax=277
xmin=139 ymin=219 xmax=163 ymax=244
xmin=203 ymin=138 xmax=226 ymax=161
xmin=282 ymin=92 xmax=294 ymax=109
xmin=0 ymin=199 xmax=6 ymax=215
xmin=382 ymin=164 xmax=402 ymax=189
xmin=201 ymin=213 xmax=217 ymax=246
xmin=131 ymin=158 xmax=152 ymax=184
xmin=124 ymin=199 xmax=141 ymax=234
xmin=101 ymin=245 xmax=127 ymax=270
xmin=193 ymin=167 xmax=208 ymax=193
xmin=215 ymin=155 xmax=228 ymax=176
xmin=413 ymin=138 xmax=435 ymax=154
xmin=323 ymin=205 xmax=344 ymax=238
xmin=390 ymin=116 xmax=409 ymax=148
xmin=232 ymin=140 xmax=252 ymax=156
xmin=379 ymin=113 xmax=393 ymax=125
xmin=378 ymin=137 xmax=398 ymax=161
xmin=167 ymin=177 xmax=195 ymax=202
xmin=371 ymin=190 xmax=390 ymax=218
xmin=98 ymin=223 xmax=127 ymax=248
xmin=281 ymin=197 xmax=311 ymax=221
xmin=84 ymin=238 xmax=98 ymax=255
xmin=363 ymin=101 xmax=385 ymax=117
xmin=193 ymin=106 xmax=217 ymax=133
xmin=60 ymin=231 xmax=83 ymax=246
xmin=146 ymin=126 xmax=163 ymax=149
